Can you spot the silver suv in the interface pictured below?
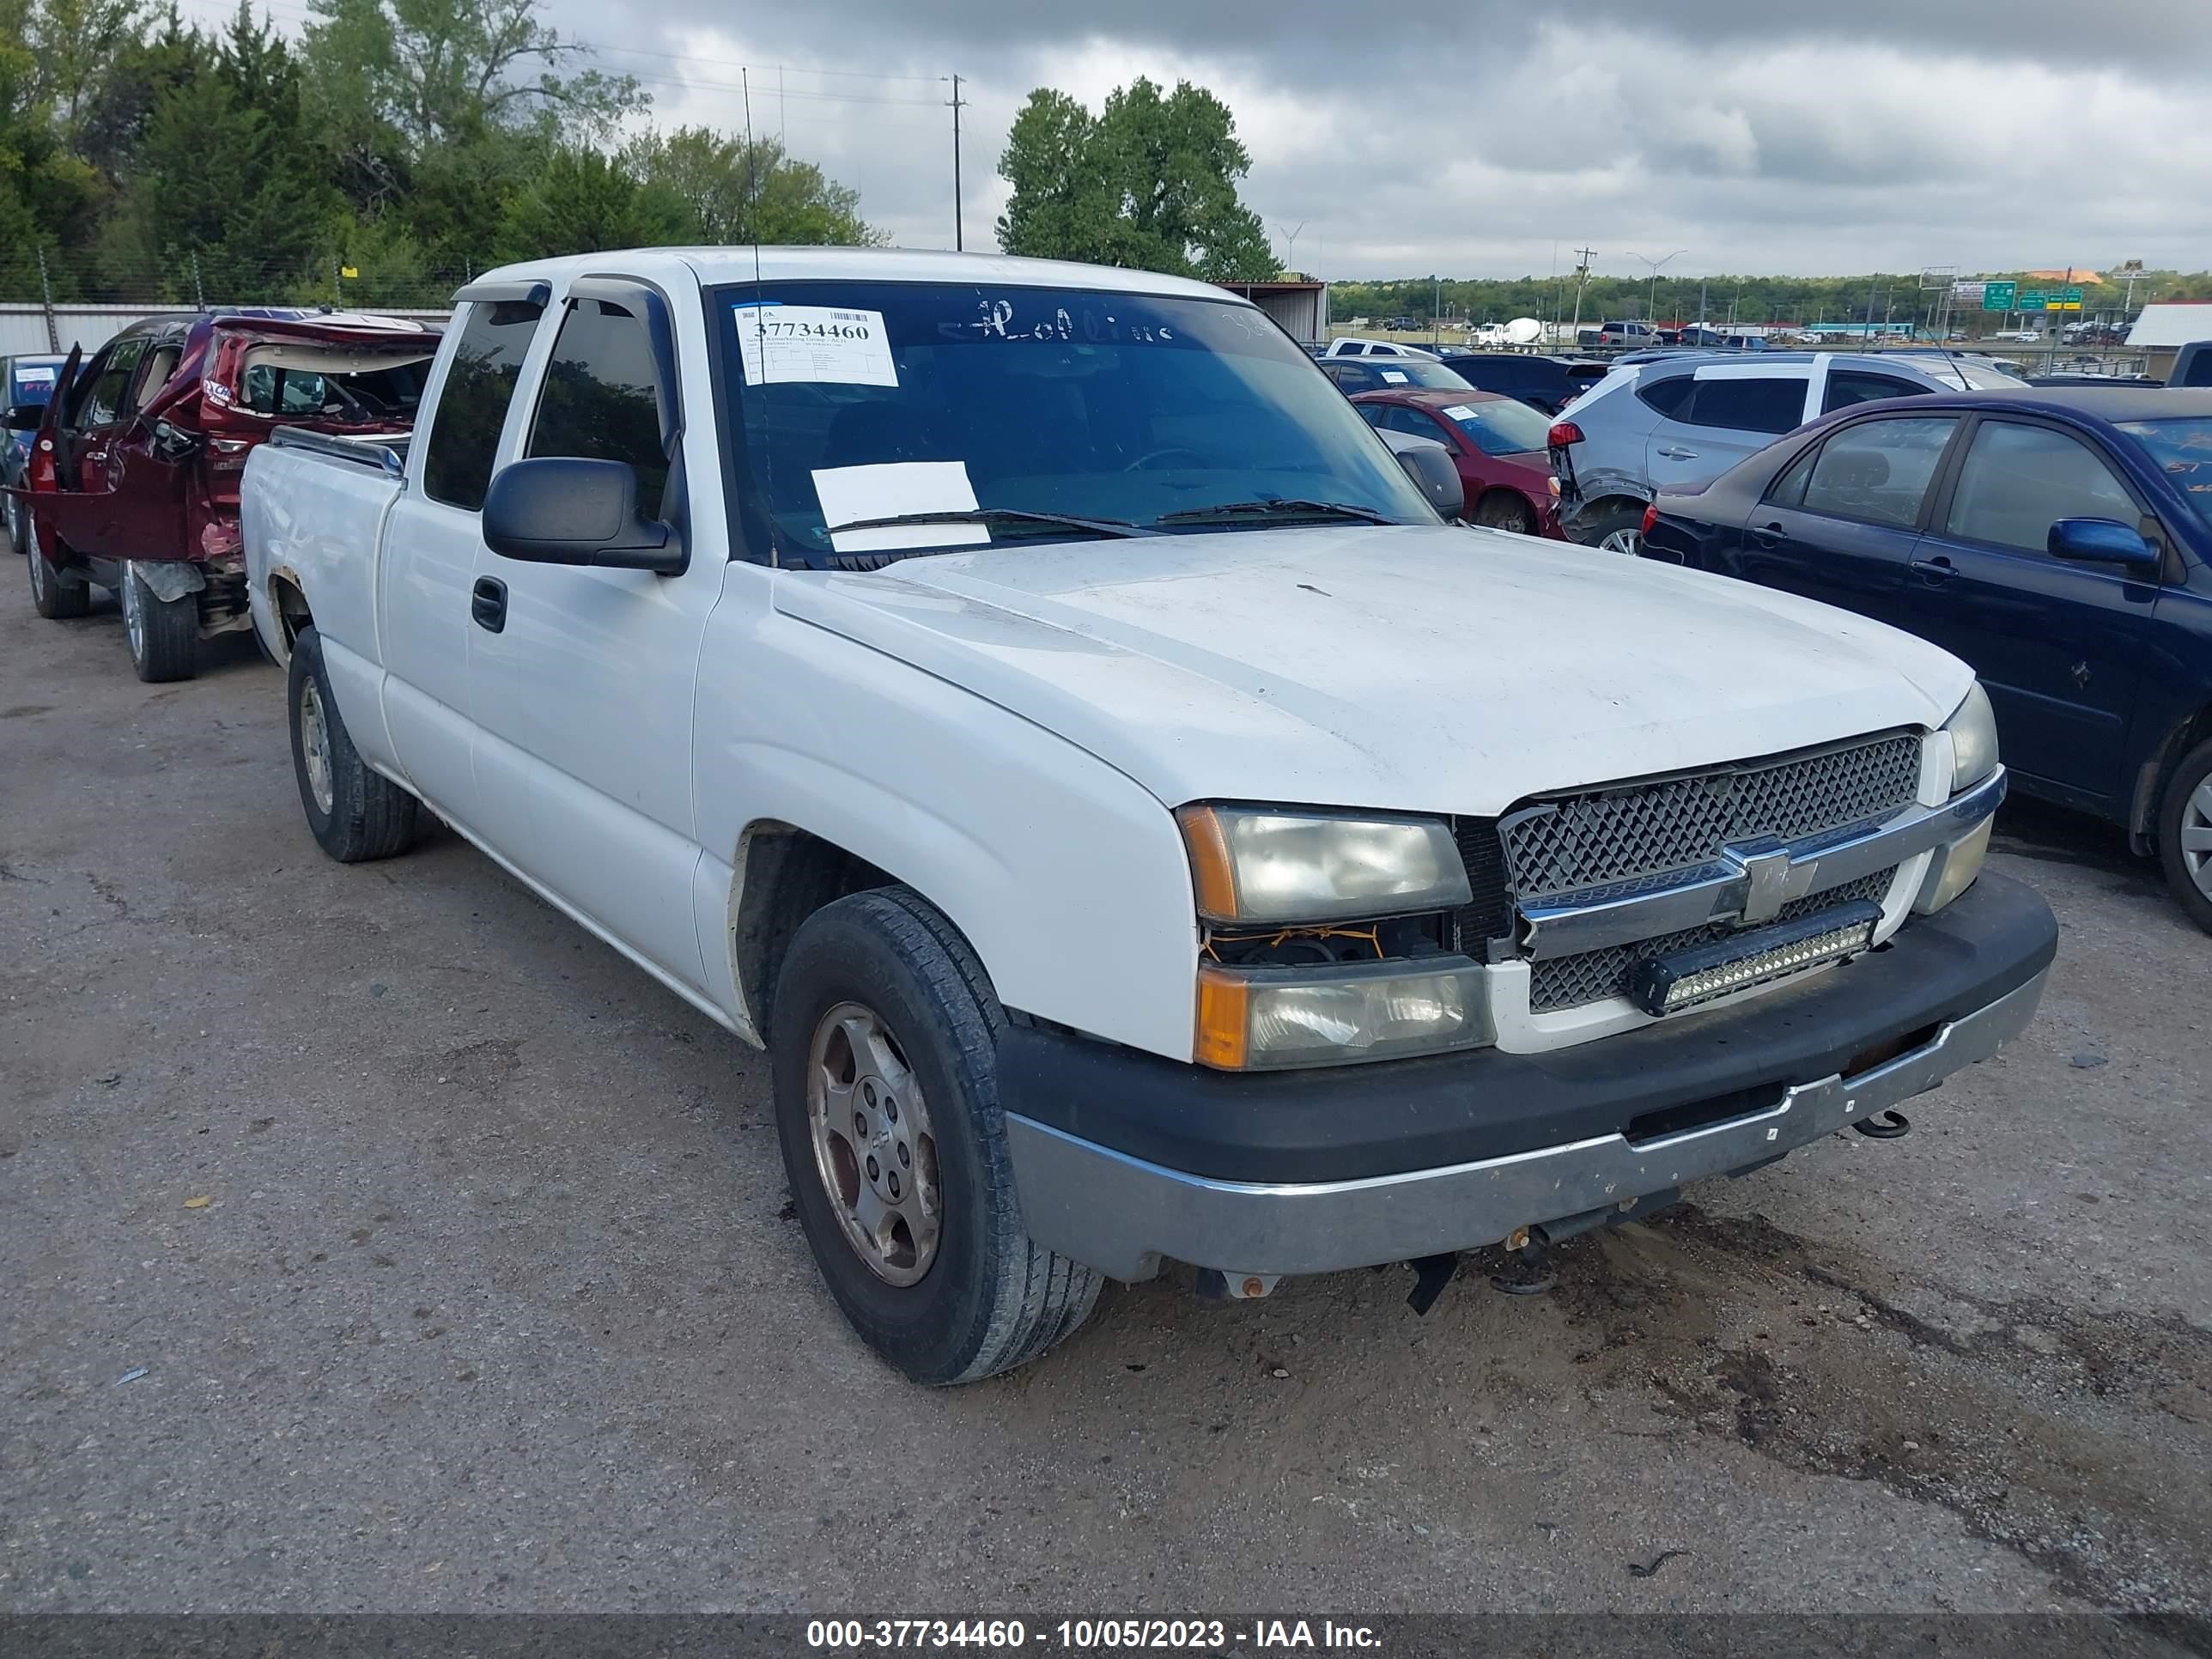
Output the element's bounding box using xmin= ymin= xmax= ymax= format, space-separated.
xmin=1551 ymin=350 xmax=2022 ymax=551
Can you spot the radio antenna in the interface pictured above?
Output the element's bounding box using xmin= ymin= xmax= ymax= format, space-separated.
xmin=741 ymin=68 xmax=778 ymax=564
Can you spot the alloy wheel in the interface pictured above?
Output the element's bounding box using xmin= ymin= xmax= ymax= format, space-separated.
xmin=806 ymin=1000 xmax=941 ymax=1285
xmin=122 ymin=564 xmax=146 ymax=659
xmin=1598 ymin=528 xmax=1640 ymax=556
xmin=2183 ymin=778 xmax=2212 ymax=901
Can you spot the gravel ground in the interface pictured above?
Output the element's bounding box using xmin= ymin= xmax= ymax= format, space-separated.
xmin=3 ymin=586 xmax=2208 ymax=1618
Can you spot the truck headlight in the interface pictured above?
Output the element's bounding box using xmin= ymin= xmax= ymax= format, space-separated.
xmin=1196 ymin=958 xmax=1491 ymax=1070
xmin=1176 ymin=804 xmax=1472 ymax=924
xmin=1943 ymin=683 xmax=1999 ymax=792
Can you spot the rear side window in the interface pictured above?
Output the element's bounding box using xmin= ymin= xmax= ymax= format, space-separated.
xmin=527 ymin=297 xmax=672 ymax=518
xmin=1822 ymin=370 xmax=1926 ymax=414
xmin=1636 ymin=375 xmax=1693 ymax=417
xmin=1799 ymin=416 xmax=1959 ymax=528
xmin=422 ymin=298 xmax=545 ymax=510
xmin=1683 ymin=376 xmax=1808 ymax=434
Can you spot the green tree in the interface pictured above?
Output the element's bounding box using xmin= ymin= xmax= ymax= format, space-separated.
xmin=25 ymin=0 xmax=147 ymax=143
xmin=997 ymin=76 xmax=1276 ymax=282
xmin=493 ymin=143 xmax=686 ymax=263
xmin=620 ymin=125 xmax=881 ymax=246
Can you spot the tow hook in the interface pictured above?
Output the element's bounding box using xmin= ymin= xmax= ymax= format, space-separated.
xmin=1194 ymin=1269 xmax=1280 ymax=1302
xmin=1852 ymin=1109 xmax=1912 ymax=1139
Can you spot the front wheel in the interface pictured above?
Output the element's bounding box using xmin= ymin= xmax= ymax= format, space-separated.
xmin=288 ymin=625 xmax=419 ymax=862
xmin=1472 ymin=491 xmax=1538 ymax=535
xmin=771 ymin=887 xmax=1101 ymax=1385
xmin=2156 ymin=737 xmax=2212 ymax=935
xmin=121 ymin=562 xmax=199 ymax=683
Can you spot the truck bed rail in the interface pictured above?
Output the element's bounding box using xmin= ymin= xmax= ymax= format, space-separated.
xmin=267 ymin=425 xmax=408 ymax=481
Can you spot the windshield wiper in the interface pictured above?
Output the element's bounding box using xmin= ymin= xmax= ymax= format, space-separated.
xmin=831 ymin=507 xmax=1158 ymax=540
xmin=1152 ymin=499 xmax=1396 ymax=527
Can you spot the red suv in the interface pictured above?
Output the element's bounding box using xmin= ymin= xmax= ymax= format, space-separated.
xmin=13 ymin=309 xmax=437 ymax=680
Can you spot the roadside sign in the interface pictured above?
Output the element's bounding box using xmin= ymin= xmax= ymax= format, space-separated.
xmin=1980 ymin=281 xmax=2016 ymax=311
xmin=1953 ymin=281 xmax=1986 ymax=306
xmin=2018 ymin=287 xmax=2083 ymax=310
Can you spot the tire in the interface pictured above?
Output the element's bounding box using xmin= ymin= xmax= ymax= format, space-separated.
xmin=26 ymin=535 xmax=90 ymax=619
xmin=1575 ymin=502 xmax=1644 ymax=556
xmin=1472 ymin=491 xmax=1537 ymax=535
xmin=7 ymin=492 xmax=26 ymax=559
xmin=770 ymin=886 xmax=1102 ymax=1385
xmin=288 ymin=625 xmax=419 ymax=862
xmin=2155 ymin=736 xmax=2212 ymax=935
xmin=120 ymin=561 xmax=199 ymax=683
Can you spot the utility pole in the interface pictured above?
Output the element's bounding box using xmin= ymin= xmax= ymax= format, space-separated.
xmin=191 ymin=251 xmax=204 ymax=310
xmin=945 ymin=74 xmax=966 ymax=252
xmin=1432 ymin=276 xmax=1442 ymax=346
xmin=36 ymin=246 xmax=58 ymax=351
xmin=1569 ymin=246 xmax=1595 ymax=337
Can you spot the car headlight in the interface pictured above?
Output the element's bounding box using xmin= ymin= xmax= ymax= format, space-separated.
xmin=1176 ymin=804 xmax=1472 ymax=924
xmin=1196 ymin=958 xmax=1491 ymax=1070
xmin=1943 ymin=682 xmax=1999 ymax=792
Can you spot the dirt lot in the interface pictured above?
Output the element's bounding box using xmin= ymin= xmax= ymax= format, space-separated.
xmin=3 ymin=586 xmax=2209 ymax=1618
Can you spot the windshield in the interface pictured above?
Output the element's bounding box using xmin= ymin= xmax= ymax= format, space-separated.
xmin=2118 ymin=417 xmax=2212 ymax=528
xmin=9 ymin=362 xmax=62 ymax=406
xmin=713 ymin=281 xmax=1436 ymax=563
xmin=1376 ymin=358 xmax=1473 ymax=390
xmin=1440 ymin=397 xmax=1555 ymax=456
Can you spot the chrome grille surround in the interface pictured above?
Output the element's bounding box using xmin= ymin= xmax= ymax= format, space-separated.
xmin=1500 ymin=732 xmax=1923 ymax=902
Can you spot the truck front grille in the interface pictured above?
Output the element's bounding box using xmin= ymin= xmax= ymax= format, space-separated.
xmin=1527 ymin=869 xmax=1899 ymax=1014
xmin=1500 ymin=732 xmax=1922 ymax=901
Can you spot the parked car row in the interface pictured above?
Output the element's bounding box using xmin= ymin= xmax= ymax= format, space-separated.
xmin=9 ymin=308 xmax=438 ymax=681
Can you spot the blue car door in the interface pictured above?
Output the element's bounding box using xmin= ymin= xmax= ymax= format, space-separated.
xmin=1734 ymin=413 xmax=1962 ymax=628
xmin=1904 ymin=416 xmax=2160 ymax=811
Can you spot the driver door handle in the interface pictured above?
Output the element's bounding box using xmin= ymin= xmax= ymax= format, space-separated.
xmin=1656 ymin=445 xmax=1699 ymax=460
xmin=1910 ymin=556 xmax=1958 ymax=586
xmin=1750 ymin=521 xmax=1784 ymax=548
xmin=471 ymin=576 xmax=507 ymax=633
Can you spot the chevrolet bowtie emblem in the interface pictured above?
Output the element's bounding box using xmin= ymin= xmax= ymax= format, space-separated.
xmin=1725 ymin=842 xmax=1818 ymax=924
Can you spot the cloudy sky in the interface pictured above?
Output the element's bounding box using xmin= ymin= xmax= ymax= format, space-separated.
xmin=222 ymin=0 xmax=2212 ymax=280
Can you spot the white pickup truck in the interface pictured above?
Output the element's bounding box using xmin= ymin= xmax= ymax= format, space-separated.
xmin=241 ymin=248 xmax=2056 ymax=1384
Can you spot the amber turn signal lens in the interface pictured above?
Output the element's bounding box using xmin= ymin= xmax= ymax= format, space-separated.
xmin=1194 ymin=965 xmax=1251 ymax=1071
xmin=1176 ymin=805 xmax=1239 ymax=921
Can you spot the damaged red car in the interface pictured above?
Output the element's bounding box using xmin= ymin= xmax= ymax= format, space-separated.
xmin=10 ymin=309 xmax=438 ymax=681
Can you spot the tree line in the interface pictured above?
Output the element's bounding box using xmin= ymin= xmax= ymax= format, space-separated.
xmin=0 ymin=0 xmax=883 ymax=307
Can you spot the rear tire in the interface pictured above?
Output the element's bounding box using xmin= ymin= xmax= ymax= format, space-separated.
xmin=121 ymin=562 xmax=199 ymax=682
xmin=27 ymin=535 xmax=90 ymax=619
xmin=1576 ymin=502 xmax=1644 ymax=556
xmin=288 ymin=625 xmax=419 ymax=862
xmin=770 ymin=886 xmax=1102 ymax=1385
xmin=2155 ymin=737 xmax=2212 ymax=935
xmin=1473 ymin=491 xmax=1537 ymax=535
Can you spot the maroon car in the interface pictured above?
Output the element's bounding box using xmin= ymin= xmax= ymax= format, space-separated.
xmin=12 ymin=309 xmax=438 ymax=681
xmin=1350 ymin=387 xmax=1565 ymax=538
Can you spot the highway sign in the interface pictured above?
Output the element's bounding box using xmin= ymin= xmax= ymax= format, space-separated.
xmin=2018 ymin=287 xmax=2083 ymax=310
xmin=1980 ymin=281 xmax=2017 ymax=311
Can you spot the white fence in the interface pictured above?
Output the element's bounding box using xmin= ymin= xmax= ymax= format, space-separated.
xmin=1 ymin=303 xmax=452 ymax=357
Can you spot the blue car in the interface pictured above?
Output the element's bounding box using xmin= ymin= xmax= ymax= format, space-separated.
xmin=1643 ymin=386 xmax=2212 ymax=930
xmin=3 ymin=353 xmax=68 ymax=556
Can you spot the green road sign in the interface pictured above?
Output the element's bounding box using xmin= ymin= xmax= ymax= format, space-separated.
xmin=2017 ymin=287 xmax=2083 ymax=310
xmin=1981 ymin=281 xmax=2016 ymax=311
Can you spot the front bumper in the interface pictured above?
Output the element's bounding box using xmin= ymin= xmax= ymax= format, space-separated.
xmin=1000 ymin=872 xmax=2056 ymax=1280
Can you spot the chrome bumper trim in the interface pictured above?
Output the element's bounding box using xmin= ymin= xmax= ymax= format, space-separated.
xmin=1520 ymin=768 xmax=2008 ymax=959
xmin=1004 ymin=968 xmax=2047 ymax=1282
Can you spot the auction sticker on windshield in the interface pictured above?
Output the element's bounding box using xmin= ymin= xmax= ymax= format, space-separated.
xmin=1382 ymin=370 xmax=1409 ymax=383
xmin=1442 ymin=404 xmax=1480 ymax=421
xmin=733 ymin=303 xmax=897 ymax=387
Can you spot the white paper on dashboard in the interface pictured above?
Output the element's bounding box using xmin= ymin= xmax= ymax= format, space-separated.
xmin=1381 ymin=369 xmax=1409 ymax=383
xmin=811 ymin=460 xmax=990 ymax=553
xmin=1442 ymin=404 xmax=1480 ymax=421
xmin=732 ymin=303 xmax=898 ymax=386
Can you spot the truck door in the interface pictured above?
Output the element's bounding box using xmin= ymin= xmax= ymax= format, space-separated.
xmin=464 ymin=278 xmax=715 ymax=992
xmin=377 ymin=288 xmax=550 ymax=825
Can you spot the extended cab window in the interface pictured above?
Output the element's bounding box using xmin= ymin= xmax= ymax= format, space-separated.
xmin=1682 ymin=375 xmax=1808 ymax=434
xmin=1799 ymin=417 xmax=1958 ymax=529
xmin=527 ymin=296 xmax=671 ymax=517
xmin=422 ymin=298 xmax=545 ymax=510
xmin=1636 ymin=375 xmax=1693 ymax=417
xmin=1943 ymin=422 xmax=2140 ymax=554
xmin=1822 ymin=371 xmax=1924 ymax=414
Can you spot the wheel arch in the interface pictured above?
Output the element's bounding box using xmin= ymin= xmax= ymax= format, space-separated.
xmin=724 ymin=821 xmax=896 ymax=1048
xmin=263 ymin=566 xmax=313 ymax=665
xmin=2132 ymin=700 xmax=2212 ymax=853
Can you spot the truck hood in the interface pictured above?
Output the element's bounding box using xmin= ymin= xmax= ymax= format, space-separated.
xmin=772 ymin=525 xmax=1974 ymax=815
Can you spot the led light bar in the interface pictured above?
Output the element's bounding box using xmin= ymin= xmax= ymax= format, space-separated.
xmin=1627 ymin=900 xmax=1882 ymax=1017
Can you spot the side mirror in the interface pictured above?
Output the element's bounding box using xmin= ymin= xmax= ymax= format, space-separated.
xmin=481 ymin=457 xmax=684 ymax=574
xmin=5 ymin=404 xmax=44 ymax=433
xmin=1394 ymin=441 xmax=1466 ymax=522
xmin=2048 ymin=517 xmax=2159 ymax=571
